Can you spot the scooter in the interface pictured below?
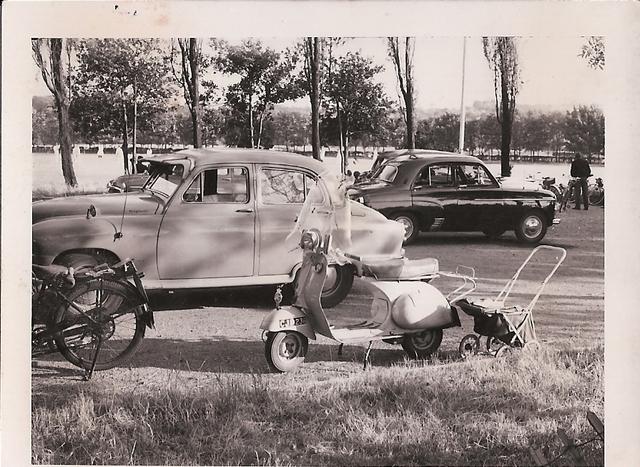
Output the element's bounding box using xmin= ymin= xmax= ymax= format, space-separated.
xmin=260 ymin=228 xmax=476 ymax=372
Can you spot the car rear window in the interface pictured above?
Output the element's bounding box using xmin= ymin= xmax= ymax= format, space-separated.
xmin=259 ymin=168 xmax=320 ymax=205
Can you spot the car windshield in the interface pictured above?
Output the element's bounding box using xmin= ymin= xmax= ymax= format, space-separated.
xmin=372 ymin=163 xmax=398 ymax=183
xmin=144 ymin=162 xmax=185 ymax=197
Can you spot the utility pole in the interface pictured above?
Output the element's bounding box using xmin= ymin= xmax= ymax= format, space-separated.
xmin=459 ymin=37 xmax=467 ymax=155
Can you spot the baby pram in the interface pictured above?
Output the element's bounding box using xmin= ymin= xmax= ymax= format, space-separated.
xmin=455 ymin=245 xmax=566 ymax=358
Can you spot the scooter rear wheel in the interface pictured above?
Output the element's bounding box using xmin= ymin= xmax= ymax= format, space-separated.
xmin=265 ymin=331 xmax=308 ymax=373
xmin=401 ymin=329 xmax=443 ymax=359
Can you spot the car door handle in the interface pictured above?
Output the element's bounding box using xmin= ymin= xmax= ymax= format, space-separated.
xmin=235 ymin=208 xmax=254 ymax=213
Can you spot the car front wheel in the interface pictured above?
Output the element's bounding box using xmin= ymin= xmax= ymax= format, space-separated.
xmin=391 ymin=212 xmax=419 ymax=245
xmin=515 ymin=211 xmax=547 ymax=243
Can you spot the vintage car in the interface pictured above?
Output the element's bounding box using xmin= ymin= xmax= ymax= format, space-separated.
xmin=348 ymin=150 xmax=560 ymax=244
xmin=33 ymin=148 xmax=405 ymax=307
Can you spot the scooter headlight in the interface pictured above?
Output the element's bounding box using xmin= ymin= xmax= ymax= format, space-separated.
xmin=300 ymin=229 xmax=321 ymax=251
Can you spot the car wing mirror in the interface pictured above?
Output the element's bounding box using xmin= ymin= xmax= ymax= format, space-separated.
xmin=86 ymin=204 xmax=96 ymax=219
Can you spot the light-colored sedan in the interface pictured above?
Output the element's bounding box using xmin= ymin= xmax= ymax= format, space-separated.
xmin=33 ymin=148 xmax=405 ymax=307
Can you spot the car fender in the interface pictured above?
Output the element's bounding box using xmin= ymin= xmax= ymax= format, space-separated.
xmin=32 ymin=216 xmax=161 ymax=281
xmin=259 ymin=306 xmax=316 ymax=340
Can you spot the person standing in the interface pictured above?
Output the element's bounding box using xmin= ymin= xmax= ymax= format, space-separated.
xmin=570 ymin=153 xmax=592 ymax=210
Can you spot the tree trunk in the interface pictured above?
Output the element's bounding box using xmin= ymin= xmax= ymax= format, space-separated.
xmin=122 ymin=103 xmax=129 ymax=174
xmin=190 ymin=38 xmax=202 ymax=148
xmin=46 ymin=39 xmax=78 ymax=187
xmin=500 ymin=76 xmax=512 ymax=177
xmin=310 ymin=37 xmax=321 ymax=160
xmin=132 ymin=80 xmax=138 ymax=174
xmin=249 ymin=94 xmax=255 ymax=149
xmin=404 ymin=38 xmax=416 ymax=149
xmin=337 ymin=104 xmax=346 ymax=174
xmin=54 ymin=96 xmax=77 ymax=187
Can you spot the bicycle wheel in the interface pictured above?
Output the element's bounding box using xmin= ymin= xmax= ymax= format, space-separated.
xmin=589 ymin=187 xmax=604 ymax=206
xmin=53 ymin=279 xmax=146 ymax=371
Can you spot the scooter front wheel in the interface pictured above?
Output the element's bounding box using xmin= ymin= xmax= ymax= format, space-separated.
xmin=401 ymin=329 xmax=443 ymax=359
xmin=265 ymin=331 xmax=308 ymax=373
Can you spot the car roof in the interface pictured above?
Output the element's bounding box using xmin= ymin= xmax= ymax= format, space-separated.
xmin=386 ymin=150 xmax=485 ymax=165
xmin=142 ymin=148 xmax=331 ymax=176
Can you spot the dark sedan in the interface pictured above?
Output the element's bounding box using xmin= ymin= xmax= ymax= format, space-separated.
xmin=349 ymin=150 xmax=560 ymax=244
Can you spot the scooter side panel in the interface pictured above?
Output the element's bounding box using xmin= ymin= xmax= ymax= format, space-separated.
xmin=260 ymin=306 xmax=316 ymax=341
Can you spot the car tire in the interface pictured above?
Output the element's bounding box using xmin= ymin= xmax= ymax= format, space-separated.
xmin=391 ymin=212 xmax=419 ymax=245
xmin=54 ymin=251 xmax=115 ymax=271
xmin=515 ymin=211 xmax=547 ymax=244
xmin=320 ymin=264 xmax=354 ymax=309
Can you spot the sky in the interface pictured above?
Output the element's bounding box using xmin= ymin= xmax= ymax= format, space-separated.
xmin=31 ymin=36 xmax=605 ymax=112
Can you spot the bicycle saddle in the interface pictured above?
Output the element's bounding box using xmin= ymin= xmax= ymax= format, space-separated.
xmin=359 ymin=257 xmax=439 ymax=280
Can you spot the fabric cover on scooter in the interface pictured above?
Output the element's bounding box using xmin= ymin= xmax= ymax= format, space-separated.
xmin=361 ymin=257 xmax=439 ymax=280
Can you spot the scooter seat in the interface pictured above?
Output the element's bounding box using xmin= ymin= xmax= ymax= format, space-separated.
xmin=361 ymin=257 xmax=439 ymax=280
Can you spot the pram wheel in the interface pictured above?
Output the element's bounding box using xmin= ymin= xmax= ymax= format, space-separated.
xmin=459 ymin=334 xmax=480 ymax=359
xmin=494 ymin=345 xmax=512 ymax=358
xmin=486 ymin=336 xmax=503 ymax=353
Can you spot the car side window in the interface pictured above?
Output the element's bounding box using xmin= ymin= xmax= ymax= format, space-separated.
xmin=183 ymin=167 xmax=249 ymax=203
xmin=260 ymin=168 xmax=319 ymax=205
xmin=457 ymin=164 xmax=495 ymax=187
xmin=416 ymin=164 xmax=453 ymax=187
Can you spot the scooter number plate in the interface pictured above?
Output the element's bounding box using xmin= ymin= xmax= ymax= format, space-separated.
xmin=280 ymin=317 xmax=306 ymax=328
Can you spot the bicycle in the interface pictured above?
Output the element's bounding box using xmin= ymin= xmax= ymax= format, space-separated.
xmin=558 ymin=178 xmax=578 ymax=212
xmin=32 ymin=259 xmax=154 ymax=380
xmin=588 ymin=177 xmax=605 ymax=207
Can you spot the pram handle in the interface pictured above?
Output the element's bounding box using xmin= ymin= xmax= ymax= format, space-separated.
xmin=495 ymin=245 xmax=567 ymax=309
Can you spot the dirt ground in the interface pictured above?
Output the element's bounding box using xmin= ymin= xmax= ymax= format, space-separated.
xmin=32 ymin=206 xmax=604 ymax=395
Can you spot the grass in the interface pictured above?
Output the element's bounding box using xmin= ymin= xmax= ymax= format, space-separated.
xmin=32 ymin=346 xmax=604 ymax=466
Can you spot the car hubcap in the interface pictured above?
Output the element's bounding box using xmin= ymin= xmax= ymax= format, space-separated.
xmin=523 ymin=216 xmax=542 ymax=239
xmin=396 ymin=216 xmax=413 ymax=240
xmin=279 ymin=334 xmax=302 ymax=359
xmin=322 ymin=266 xmax=338 ymax=293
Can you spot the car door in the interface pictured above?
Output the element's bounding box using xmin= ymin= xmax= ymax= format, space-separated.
xmin=256 ymin=166 xmax=322 ymax=276
xmin=156 ymin=165 xmax=256 ymax=280
xmin=411 ymin=163 xmax=461 ymax=231
xmin=453 ymin=163 xmax=504 ymax=230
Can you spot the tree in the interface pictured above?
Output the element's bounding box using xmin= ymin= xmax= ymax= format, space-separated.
xmin=580 ymin=36 xmax=605 ymax=70
xmin=415 ymin=113 xmax=459 ymax=152
xmin=482 ymin=37 xmax=521 ymax=177
xmin=323 ymin=52 xmax=392 ymax=171
xmin=217 ymin=40 xmax=302 ymax=148
xmin=300 ymin=38 xmax=323 ymax=159
xmin=387 ymin=37 xmax=416 ymax=149
xmin=32 ymin=38 xmax=78 ymax=186
xmin=171 ymin=38 xmax=207 ymax=148
xmin=564 ymin=105 xmax=604 ymax=159
xmin=72 ymin=39 xmax=172 ymax=173
xmin=32 ymin=96 xmax=59 ymax=145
